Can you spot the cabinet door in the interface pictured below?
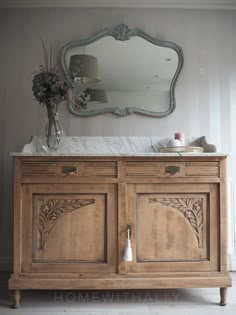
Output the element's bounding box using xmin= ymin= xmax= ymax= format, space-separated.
xmin=126 ymin=183 xmax=219 ymax=273
xmin=21 ymin=183 xmax=117 ymax=273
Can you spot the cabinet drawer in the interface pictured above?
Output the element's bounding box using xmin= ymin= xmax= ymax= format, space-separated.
xmin=21 ymin=161 xmax=117 ymax=178
xmin=125 ymin=161 xmax=219 ymax=177
xmin=125 ymin=162 xmax=185 ymax=177
xmin=185 ymin=162 xmax=219 ymax=177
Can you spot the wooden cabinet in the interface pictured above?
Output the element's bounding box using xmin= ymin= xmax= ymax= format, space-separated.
xmin=9 ymin=155 xmax=232 ymax=308
xmin=126 ymin=183 xmax=218 ymax=272
xmin=21 ymin=183 xmax=117 ymax=274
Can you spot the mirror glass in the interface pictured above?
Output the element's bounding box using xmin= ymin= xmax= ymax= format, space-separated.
xmin=61 ymin=24 xmax=183 ymax=117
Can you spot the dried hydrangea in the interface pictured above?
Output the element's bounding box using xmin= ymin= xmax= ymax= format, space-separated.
xmin=32 ymin=71 xmax=69 ymax=106
xmin=32 ymin=39 xmax=69 ymax=108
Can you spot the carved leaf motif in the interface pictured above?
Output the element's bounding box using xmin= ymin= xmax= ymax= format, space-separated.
xmin=110 ymin=24 xmax=138 ymax=41
xmin=112 ymin=107 xmax=135 ymax=116
xmin=38 ymin=199 xmax=95 ymax=250
xmin=149 ymin=197 xmax=203 ymax=247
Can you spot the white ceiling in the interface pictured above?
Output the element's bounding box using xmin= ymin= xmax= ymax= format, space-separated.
xmin=1 ymin=0 xmax=236 ymax=9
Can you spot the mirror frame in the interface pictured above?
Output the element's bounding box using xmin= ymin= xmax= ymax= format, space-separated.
xmin=60 ymin=24 xmax=184 ymax=117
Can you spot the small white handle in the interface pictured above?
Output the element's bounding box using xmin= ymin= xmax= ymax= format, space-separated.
xmin=123 ymin=225 xmax=133 ymax=262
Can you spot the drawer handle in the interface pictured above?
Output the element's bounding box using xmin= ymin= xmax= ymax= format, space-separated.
xmin=62 ymin=166 xmax=78 ymax=175
xmin=165 ymin=166 xmax=180 ymax=175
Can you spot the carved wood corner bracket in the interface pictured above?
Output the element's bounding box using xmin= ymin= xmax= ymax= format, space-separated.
xmin=38 ymin=199 xmax=95 ymax=250
xmin=149 ymin=197 xmax=204 ymax=247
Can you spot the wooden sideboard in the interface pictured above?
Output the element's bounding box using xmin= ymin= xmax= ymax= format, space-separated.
xmin=9 ymin=155 xmax=232 ymax=308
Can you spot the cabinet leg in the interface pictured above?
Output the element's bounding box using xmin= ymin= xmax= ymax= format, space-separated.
xmin=220 ymin=287 xmax=227 ymax=306
xmin=12 ymin=290 xmax=21 ymax=309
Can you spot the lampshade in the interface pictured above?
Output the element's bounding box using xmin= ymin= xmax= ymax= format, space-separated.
xmin=89 ymin=89 xmax=108 ymax=103
xmin=69 ymin=55 xmax=100 ymax=83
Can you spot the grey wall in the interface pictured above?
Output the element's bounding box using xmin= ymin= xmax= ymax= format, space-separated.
xmin=1 ymin=8 xmax=236 ymax=270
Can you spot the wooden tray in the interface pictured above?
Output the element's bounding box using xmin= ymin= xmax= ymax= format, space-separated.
xmin=159 ymin=146 xmax=204 ymax=153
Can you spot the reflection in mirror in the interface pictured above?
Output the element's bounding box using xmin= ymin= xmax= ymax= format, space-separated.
xmin=61 ymin=24 xmax=183 ymax=117
xmin=69 ymin=55 xmax=100 ymax=83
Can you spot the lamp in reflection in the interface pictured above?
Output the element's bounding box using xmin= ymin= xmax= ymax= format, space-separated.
xmin=69 ymin=55 xmax=100 ymax=83
xmin=75 ymin=88 xmax=108 ymax=110
xmin=89 ymin=89 xmax=107 ymax=103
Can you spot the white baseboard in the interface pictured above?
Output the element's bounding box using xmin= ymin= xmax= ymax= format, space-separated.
xmin=0 ymin=256 xmax=12 ymax=272
xmin=229 ymin=254 xmax=236 ymax=271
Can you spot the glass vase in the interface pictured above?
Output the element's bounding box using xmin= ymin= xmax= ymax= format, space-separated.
xmin=38 ymin=108 xmax=64 ymax=152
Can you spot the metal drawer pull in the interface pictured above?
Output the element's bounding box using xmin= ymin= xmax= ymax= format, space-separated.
xmin=62 ymin=166 xmax=78 ymax=175
xmin=165 ymin=166 xmax=180 ymax=175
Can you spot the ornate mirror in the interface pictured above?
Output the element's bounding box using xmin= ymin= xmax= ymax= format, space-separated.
xmin=61 ymin=24 xmax=183 ymax=117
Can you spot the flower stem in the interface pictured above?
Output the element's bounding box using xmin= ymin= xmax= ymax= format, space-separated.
xmin=46 ymin=102 xmax=61 ymax=148
xmin=46 ymin=106 xmax=54 ymax=148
